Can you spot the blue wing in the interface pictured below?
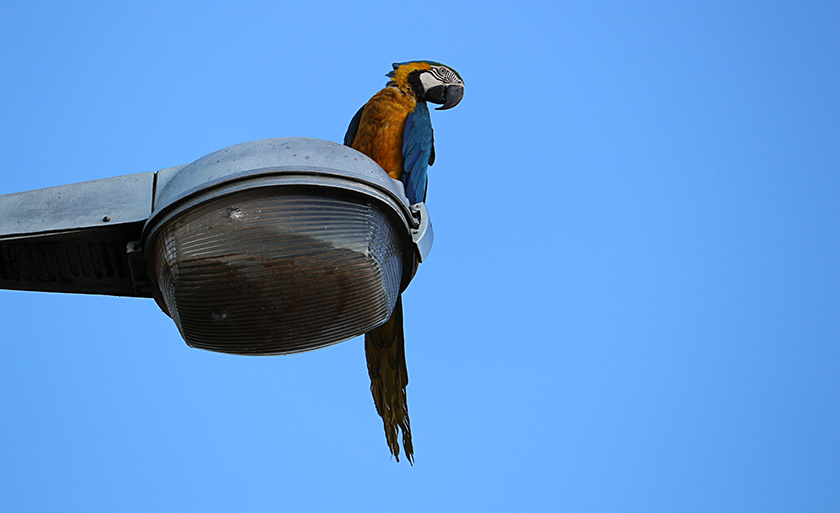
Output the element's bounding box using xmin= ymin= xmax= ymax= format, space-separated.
xmin=344 ymin=105 xmax=365 ymax=146
xmin=402 ymin=102 xmax=435 ymax=205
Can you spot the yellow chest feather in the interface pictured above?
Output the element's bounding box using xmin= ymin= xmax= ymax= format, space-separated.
xmin=350 ymin=87 xmax=416 ymax=180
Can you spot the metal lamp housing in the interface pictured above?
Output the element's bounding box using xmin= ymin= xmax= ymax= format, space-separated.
xmin=144 ymin=138 xmax=431 ymax=355
xmin=0 ymin=138 xmax=433 ymax=356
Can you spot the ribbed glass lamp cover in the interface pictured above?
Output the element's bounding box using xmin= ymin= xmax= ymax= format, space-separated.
xmin=149 ymin=188 xmax=404 ymax=355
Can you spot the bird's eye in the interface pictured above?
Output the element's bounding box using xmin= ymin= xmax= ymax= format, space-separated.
xmin=428 ymin=67 xmax=446 ymax=82
xmin=430 ymin=66 xmax=461 ymax=85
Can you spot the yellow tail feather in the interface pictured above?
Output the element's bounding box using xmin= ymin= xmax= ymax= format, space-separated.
xmin=365 ymin=296 xmax=413 ymax=464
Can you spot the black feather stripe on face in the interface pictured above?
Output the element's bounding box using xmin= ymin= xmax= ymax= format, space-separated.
xmin=428 ymin=66 xmax=463 ymax=86
xmin=406 ymin=70 xmax=426 ymax=101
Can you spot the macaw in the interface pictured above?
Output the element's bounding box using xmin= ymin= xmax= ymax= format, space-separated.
xmin=344 ymin=61 xmax=464 ymax=463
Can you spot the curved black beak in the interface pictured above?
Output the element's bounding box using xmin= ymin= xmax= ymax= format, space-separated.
xmin=425 ymin=83 xmax=464 ymax=110
xmin=435 ymin=84 xmax=464 ymax=110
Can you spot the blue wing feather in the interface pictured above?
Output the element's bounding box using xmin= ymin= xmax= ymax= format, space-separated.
xmin=344 ymin=106 xmax=365 ymax=146
xmin=402 ymin=102 xmax=435 ymax=204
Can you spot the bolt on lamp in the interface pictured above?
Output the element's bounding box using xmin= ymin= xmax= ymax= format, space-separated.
xmin=0 ymin=137 xmax=433 ymax=355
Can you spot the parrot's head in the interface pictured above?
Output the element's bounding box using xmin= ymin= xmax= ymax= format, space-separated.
xmin=387 ymin=61 xmax=464 ymax=110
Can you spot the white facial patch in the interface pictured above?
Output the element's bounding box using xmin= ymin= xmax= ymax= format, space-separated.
xmin=420 ymin=71 xmax=442 ymax=92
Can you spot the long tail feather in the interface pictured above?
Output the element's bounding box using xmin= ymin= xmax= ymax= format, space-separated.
xmin=365 ymin=296 xmax=413 ymax=464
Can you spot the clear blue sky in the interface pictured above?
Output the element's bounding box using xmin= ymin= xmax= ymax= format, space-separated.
xmin=2 ymin=1 xmax=838 ymax=511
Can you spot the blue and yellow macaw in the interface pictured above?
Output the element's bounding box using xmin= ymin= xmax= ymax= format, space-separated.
xmin=344 ymin=61 xmax=464 ymax=463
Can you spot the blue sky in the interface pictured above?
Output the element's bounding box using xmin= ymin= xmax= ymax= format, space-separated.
xmin=1 ymin=1 xmax=838 ymax=511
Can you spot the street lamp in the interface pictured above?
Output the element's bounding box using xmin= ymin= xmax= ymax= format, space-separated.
xmin=0 ymin=137 xmax=432 ymax=355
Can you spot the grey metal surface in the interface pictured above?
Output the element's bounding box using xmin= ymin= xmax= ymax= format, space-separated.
xmin=145 ymin=174 xmax=412 ymax=243
xmin=144 ymin=137 xmax=432 ymax=287
xmin=0 ymin=172 xmax=154 ymax=238
xmin=152 ymin=137 xmax=414 ymax=225
xmin=0 ymin=173 xmax=155 ymax=296
xmin=0 ymin=226 xmax=146 ymax=296
xmin=0 ymin=137 xmax=434 ymax=300
xmin=410 ymin=203 xmax=434 ymax=263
